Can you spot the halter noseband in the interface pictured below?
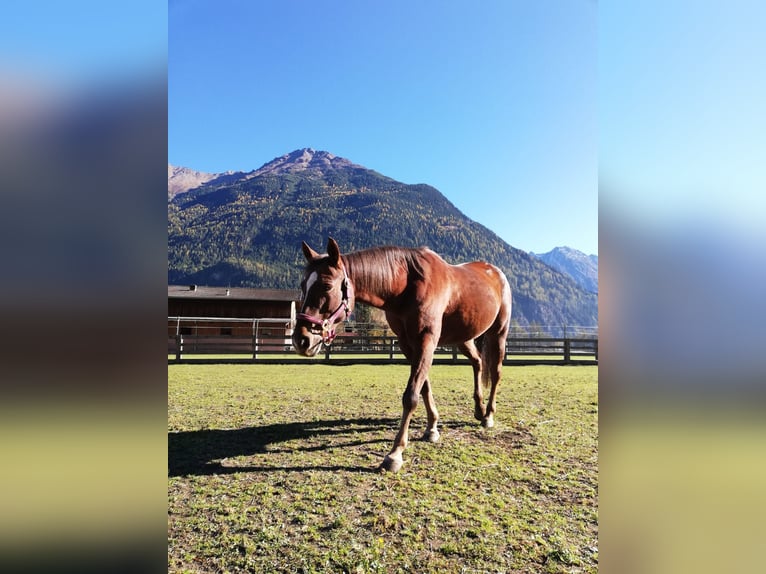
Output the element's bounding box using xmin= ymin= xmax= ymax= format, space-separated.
xmin=296 ymin=269 xmax=353 ymax=346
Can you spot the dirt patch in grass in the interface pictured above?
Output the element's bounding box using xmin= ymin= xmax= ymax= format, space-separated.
xmin=447 ymin=423 xmax=538 ymax=451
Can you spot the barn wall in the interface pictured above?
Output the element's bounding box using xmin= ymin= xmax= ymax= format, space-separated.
xmin=168 ymin=298 xmax=294 ymax=319
xmin=168 ymin=298 xmax=297 ymax=339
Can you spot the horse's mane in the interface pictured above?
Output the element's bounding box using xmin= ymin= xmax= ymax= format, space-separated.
xmin=343 ymin=246 xmax=429 ymax=297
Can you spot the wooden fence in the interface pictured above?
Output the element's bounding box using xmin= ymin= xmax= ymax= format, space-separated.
xmin=168 ymin=322 xmax=597 ymax=366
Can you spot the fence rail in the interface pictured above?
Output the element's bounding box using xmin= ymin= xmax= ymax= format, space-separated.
xmin=168 ymin=317 xmax=597 ymax=366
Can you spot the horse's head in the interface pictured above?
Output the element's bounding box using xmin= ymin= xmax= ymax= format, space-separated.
xmin=293 ymin=237 xmax=355 ymax=356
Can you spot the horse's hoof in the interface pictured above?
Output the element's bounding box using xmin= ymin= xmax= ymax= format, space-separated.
xmin=379 ymin=454 xmax=404 ymax=473
xmin=474 ymin=408 xmax=486 ymax=422
xmin=422 ymin=429 xmax=441 ymax=443
xmin=481 ymin=415 xmax=495 ymax=429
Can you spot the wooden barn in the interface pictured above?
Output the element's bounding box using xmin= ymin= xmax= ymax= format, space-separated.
xmin=168 ymin=285 xmax=302 ymax=354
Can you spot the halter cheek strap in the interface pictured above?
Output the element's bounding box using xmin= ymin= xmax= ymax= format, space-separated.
xmin=296 ymin=270 xmax=353 ymax=346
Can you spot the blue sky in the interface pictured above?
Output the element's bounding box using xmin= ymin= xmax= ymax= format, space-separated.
xmin=169 ymin=0 xmax=597 ymax=255
xmin=3 ymin=2 xmax=761 ymax=258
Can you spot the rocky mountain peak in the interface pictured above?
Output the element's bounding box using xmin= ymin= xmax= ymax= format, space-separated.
xmin=169 ymin=149 xmax=366 ymax=198
xmin=251 ymin=148 xmax=358 ymax=177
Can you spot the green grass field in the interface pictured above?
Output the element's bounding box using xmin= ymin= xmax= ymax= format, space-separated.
xmin=168 ymin=364 xmax=598 ymax=573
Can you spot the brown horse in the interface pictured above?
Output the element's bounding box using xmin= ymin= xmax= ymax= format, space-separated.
xmin=293 ymin=238 xmax=512 ymax=472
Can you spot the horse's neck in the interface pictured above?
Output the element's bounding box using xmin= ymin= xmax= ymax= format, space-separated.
xmin=342 ymin=250 xmax=408 ymax=309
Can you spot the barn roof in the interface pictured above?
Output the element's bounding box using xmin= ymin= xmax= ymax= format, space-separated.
xmin=168 ymin=285 xmax=301 ymax=301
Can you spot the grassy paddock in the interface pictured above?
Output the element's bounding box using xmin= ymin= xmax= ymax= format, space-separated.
xmin=168 ymin=364 xmax=598 ymax=573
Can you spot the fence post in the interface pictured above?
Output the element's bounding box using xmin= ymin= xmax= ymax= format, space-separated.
xmin=389 ymin=337 xmax=395 ymax=360
xmin=593 ymin=339 xmax=598 ymax=361
xmin=176 ymin=335 xmax=183 ymax=361
xmin=564 ymin=339 xmax=571 ymax=363
xmin=253 ymin=319 xmax=259 ymax=360
xmin=452 ymin=346 xmax=458 ymax=363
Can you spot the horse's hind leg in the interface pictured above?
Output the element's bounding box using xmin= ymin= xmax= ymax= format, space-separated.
xmin=483 ymin=357 xmax=500 ymax=428
xmin=420 ymin=378 xmax=440 ymax=443
xmin=482 ymin=322 xmax=509 ymax=428
xmin=458 ymin=340 xmax=485 ymax=422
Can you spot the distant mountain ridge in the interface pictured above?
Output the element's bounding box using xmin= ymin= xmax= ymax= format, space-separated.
xmin=532 ymin=247 xmax=598 ymax=293
xmin=167 ymin=164 xmax=244 ymax=199
xmin=168 ymin=148 xmax=598 ymax=327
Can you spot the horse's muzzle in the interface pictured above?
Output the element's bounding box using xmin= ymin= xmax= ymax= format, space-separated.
xmin=292 ymin=326 xmax=322 ymax=357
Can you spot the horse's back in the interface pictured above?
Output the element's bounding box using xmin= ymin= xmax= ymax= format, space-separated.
xmin=433 ymin=259 xmax=511 ymax=343
xmin=453 ymin=260 xmax=510 ymax=305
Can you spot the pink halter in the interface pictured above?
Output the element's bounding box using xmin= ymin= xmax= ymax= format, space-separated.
xmin=296 ymin=270 xmax=353 ymax=346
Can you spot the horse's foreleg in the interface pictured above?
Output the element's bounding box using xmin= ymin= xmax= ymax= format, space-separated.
xmin=380 ymin=379 xmax=421 ymax=473
xmin=380 ymin=337 xmax=437 ymax=473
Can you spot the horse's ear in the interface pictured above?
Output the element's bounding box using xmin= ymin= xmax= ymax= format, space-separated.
xmin=327 ymin=237 xmax=342 ymax=268
xmin=302 ymin=241 xmax=320 ymax=261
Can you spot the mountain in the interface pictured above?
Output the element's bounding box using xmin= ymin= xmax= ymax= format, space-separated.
xmin=167 ymin=164 xmax=246 ymax=199
xmin=168 ymin=148 xmax=598 ymax=327
xmin=532 ymin=247 xmax=598 ymax=294
xmin=250 ymin=148 xmax=361 ymax=177
xmin=168 ymin=165 xmax=216 ymax=198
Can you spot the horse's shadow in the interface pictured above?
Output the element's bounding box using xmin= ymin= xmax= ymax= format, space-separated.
xmin=168 ymin=417 xmax=398 ymax=477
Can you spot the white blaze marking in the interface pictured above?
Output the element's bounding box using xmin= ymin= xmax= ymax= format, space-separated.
xmin=302 ymin=271 xmax=318 ymax=311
